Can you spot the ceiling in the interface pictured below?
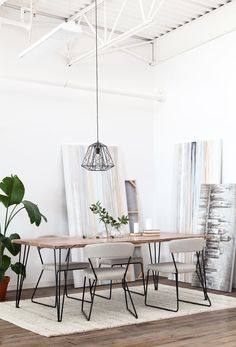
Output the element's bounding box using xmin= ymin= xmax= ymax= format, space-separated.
xmin=0 ymin=0 xmax=234 ymax=65
xmin=2 ymin=0 xmax=233 ymax=41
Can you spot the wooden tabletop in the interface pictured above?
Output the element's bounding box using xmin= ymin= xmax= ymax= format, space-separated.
xmin=12 ymin=232 xmax=205 ymax=249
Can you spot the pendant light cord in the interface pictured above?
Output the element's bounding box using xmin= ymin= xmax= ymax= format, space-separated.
xmin=95 ymin=0 xmax=99 ymax=143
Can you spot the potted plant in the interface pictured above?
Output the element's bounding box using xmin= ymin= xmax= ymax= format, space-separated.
xmin=90 ymin=201 xmax=129 ymax=238
xmin=0 ymin=175 xmax=46 ymax=301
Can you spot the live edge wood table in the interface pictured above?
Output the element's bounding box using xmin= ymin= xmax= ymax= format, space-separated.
xmin=12 ymin=232 xmax=204 ymax=322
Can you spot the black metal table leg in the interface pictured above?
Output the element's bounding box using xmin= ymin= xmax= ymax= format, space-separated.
xmin=16 ymin=245 xmax=30 ymax=308
xmin=148 ymin=242 xmax=161 ymax=290
xmin=155 ymin=243 xmax=161 ymax=290
xmin=55 ymin=248 xmax=70 ymax=322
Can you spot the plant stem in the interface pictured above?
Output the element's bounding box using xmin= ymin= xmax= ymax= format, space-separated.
xmin=3 ymin=207 xmax=9 ymax=237
xmin=4 ymin=206 xmax=25 ymax=235
xmin=7 ymin=205 xmax=18 ymax=228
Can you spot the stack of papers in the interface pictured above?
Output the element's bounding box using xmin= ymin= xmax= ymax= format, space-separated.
xmin=143 ymin=229 xmax=160 ymax=235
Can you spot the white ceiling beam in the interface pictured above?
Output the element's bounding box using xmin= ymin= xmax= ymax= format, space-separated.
xmin=17 ymin=1 xmax=104 ymax=58
xmin=149 ymin=0 xmax=166 ymax=21
xmin=69 ymin=0 xmax=166 ymax=66
xmin=18 ymin=22 xmax=66 ymax=58
xmin=68 ymin=20 xmax=153 ymax=66
xmin=70 ymin=0 xmax=106 ymax=21
xmin=18 ymin=21 xmax=82 ymax=58
xmin=98 ymin=41 xmax=152 ymax=57
xmin=0 ymin=17 xmax=30 ymax=30
xmin=83 ymin=13 xmax=104 ymax=44
xmin=108 ymin=0 xmax=129 ymax=41
xmin=139 ymin=0 xmax=146 ymax=21
xmin=103 ymin=0 xmax=107 ymax=42
xmin=116 ymin=46 xmax=151 ymax=64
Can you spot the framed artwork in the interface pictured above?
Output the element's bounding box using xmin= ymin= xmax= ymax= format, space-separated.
xmin=192 ymin=184 xmax=236 ymax=292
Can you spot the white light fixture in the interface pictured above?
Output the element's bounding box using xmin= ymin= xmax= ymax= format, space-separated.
xmin=18 ymin=20 xmax=82 ymax=58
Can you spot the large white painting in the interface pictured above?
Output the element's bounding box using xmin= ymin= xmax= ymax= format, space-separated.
xmin=173 ymin=140 xmax=223 ymax=282
xmin=62 ymin=144 xmax=128 ymax=286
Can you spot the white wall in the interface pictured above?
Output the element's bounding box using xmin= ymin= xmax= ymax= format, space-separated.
xmin=0 ymin=23 xmax=156 ymax=288
xmin=154 ymin=30 xmax=236 ymax=283
xmin=4 ymin=8 xmax=236 ymax=290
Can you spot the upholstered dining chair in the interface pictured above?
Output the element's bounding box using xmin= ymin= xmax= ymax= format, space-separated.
xmin=31 ymin=235 xmax=89 ymax=309
xmin=81 ymin=242 xmax=138 ymax=321
xmin=145 ymin=238 xmax=211 ymax=312
xmin=98 ymin=245 xmax=146 ymax=296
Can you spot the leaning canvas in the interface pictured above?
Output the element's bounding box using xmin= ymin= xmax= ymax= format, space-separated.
xmin=193 ymin=184 xmax=236 ymax=292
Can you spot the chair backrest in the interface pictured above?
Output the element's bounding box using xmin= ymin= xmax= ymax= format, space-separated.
xmin=84 ymin=242 xmax=134 ymax=259
xmin=169 ymin=238 xmax=205 ymax=253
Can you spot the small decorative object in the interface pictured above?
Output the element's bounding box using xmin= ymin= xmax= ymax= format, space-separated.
xmin=81 ymin=0 xmax=114 ymax=171
xmin=145 ymin=218 xmax=153 ymax=230
xmin=90 ymin=201 xmax=128 ymax=238
xmin=143 ymin=229 xmax=160 ymax=236
xmin=133 ymin=222 xmax=139 ymax=234
xmin=0 ymin=175 xmax=47 ymax=301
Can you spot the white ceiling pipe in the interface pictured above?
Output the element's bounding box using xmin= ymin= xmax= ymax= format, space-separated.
xmin=0 ymin=16 xmax=30 ymax=30
xmin=0 ymin=77 xmax=164 ymax=103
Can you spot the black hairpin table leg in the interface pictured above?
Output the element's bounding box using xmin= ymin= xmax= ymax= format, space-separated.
xmin=16 ymin=245 xmax=30 ymax=308
xmin=155 ymin=243 xmax=161 ymax=290
xmin=55 ymin=248 xmax=70 ymax=322
xmin=148 ymin=242 xmax=161 ymax=290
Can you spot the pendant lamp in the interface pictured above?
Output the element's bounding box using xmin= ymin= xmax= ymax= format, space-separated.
xmin=82 ymin=0 xmax=114 ymax=171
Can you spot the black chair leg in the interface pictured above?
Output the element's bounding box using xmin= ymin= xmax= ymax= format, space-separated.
xmin=191 ymin=269 xmax=211 ymax=307
xmin=81 ymin=277 xmax=97 ymax=321
xmin=128 ymin=262 xmax=146 ymax=296
xmin=31 ymin=269 xmax=57 ymax=308
xmin=93 ymin=279 xmax=112 ymax=300
xmin=123 ymin=279 xmax=138 ymax=319
xmin=175 ymin=273 xmax=179 ymax=311
xmin=145 ymin=270 xmax=179 ymax=312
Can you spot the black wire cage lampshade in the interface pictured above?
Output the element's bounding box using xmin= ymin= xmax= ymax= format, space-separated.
xmin=81 ymin=141 xmax=114 ymax=171
xmin=81 ymin=0 xmax=114 ymax=171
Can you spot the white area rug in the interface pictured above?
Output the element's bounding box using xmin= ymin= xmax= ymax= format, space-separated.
xmin=0 ymin=284 xmax=236 ymax=337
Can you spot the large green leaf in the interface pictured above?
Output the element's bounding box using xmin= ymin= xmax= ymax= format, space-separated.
xmin=0 ymin=269 xmax=5 ymax=283
xmin=2 ymin=234 xmax=21 ymax=256
xmin=22 ymin=200 xmax=47 ymax=226
xmin=0 ymin=238 xmax=4 ymax=257
xmin=0 ymin=175 xmax=25 ymax=207
xmin=1 ymin=255 xmax=11 ymax=272
xmin=11 ymin=262 xmax=25 ymax=278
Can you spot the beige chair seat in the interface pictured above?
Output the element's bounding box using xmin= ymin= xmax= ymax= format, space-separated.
xmin=42 ymin=262 xmax=89 ymax=272
xmin=147 ymin=262 xmax=196 ymax=274
xmin=84 ymin=266 xmax=126 ymax=281
xmin=99 ymin=256 xmax=143 ymax=266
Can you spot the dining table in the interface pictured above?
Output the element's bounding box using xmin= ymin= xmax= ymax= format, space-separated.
xmin=12 ymin=232 xmax=205 ymax=321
